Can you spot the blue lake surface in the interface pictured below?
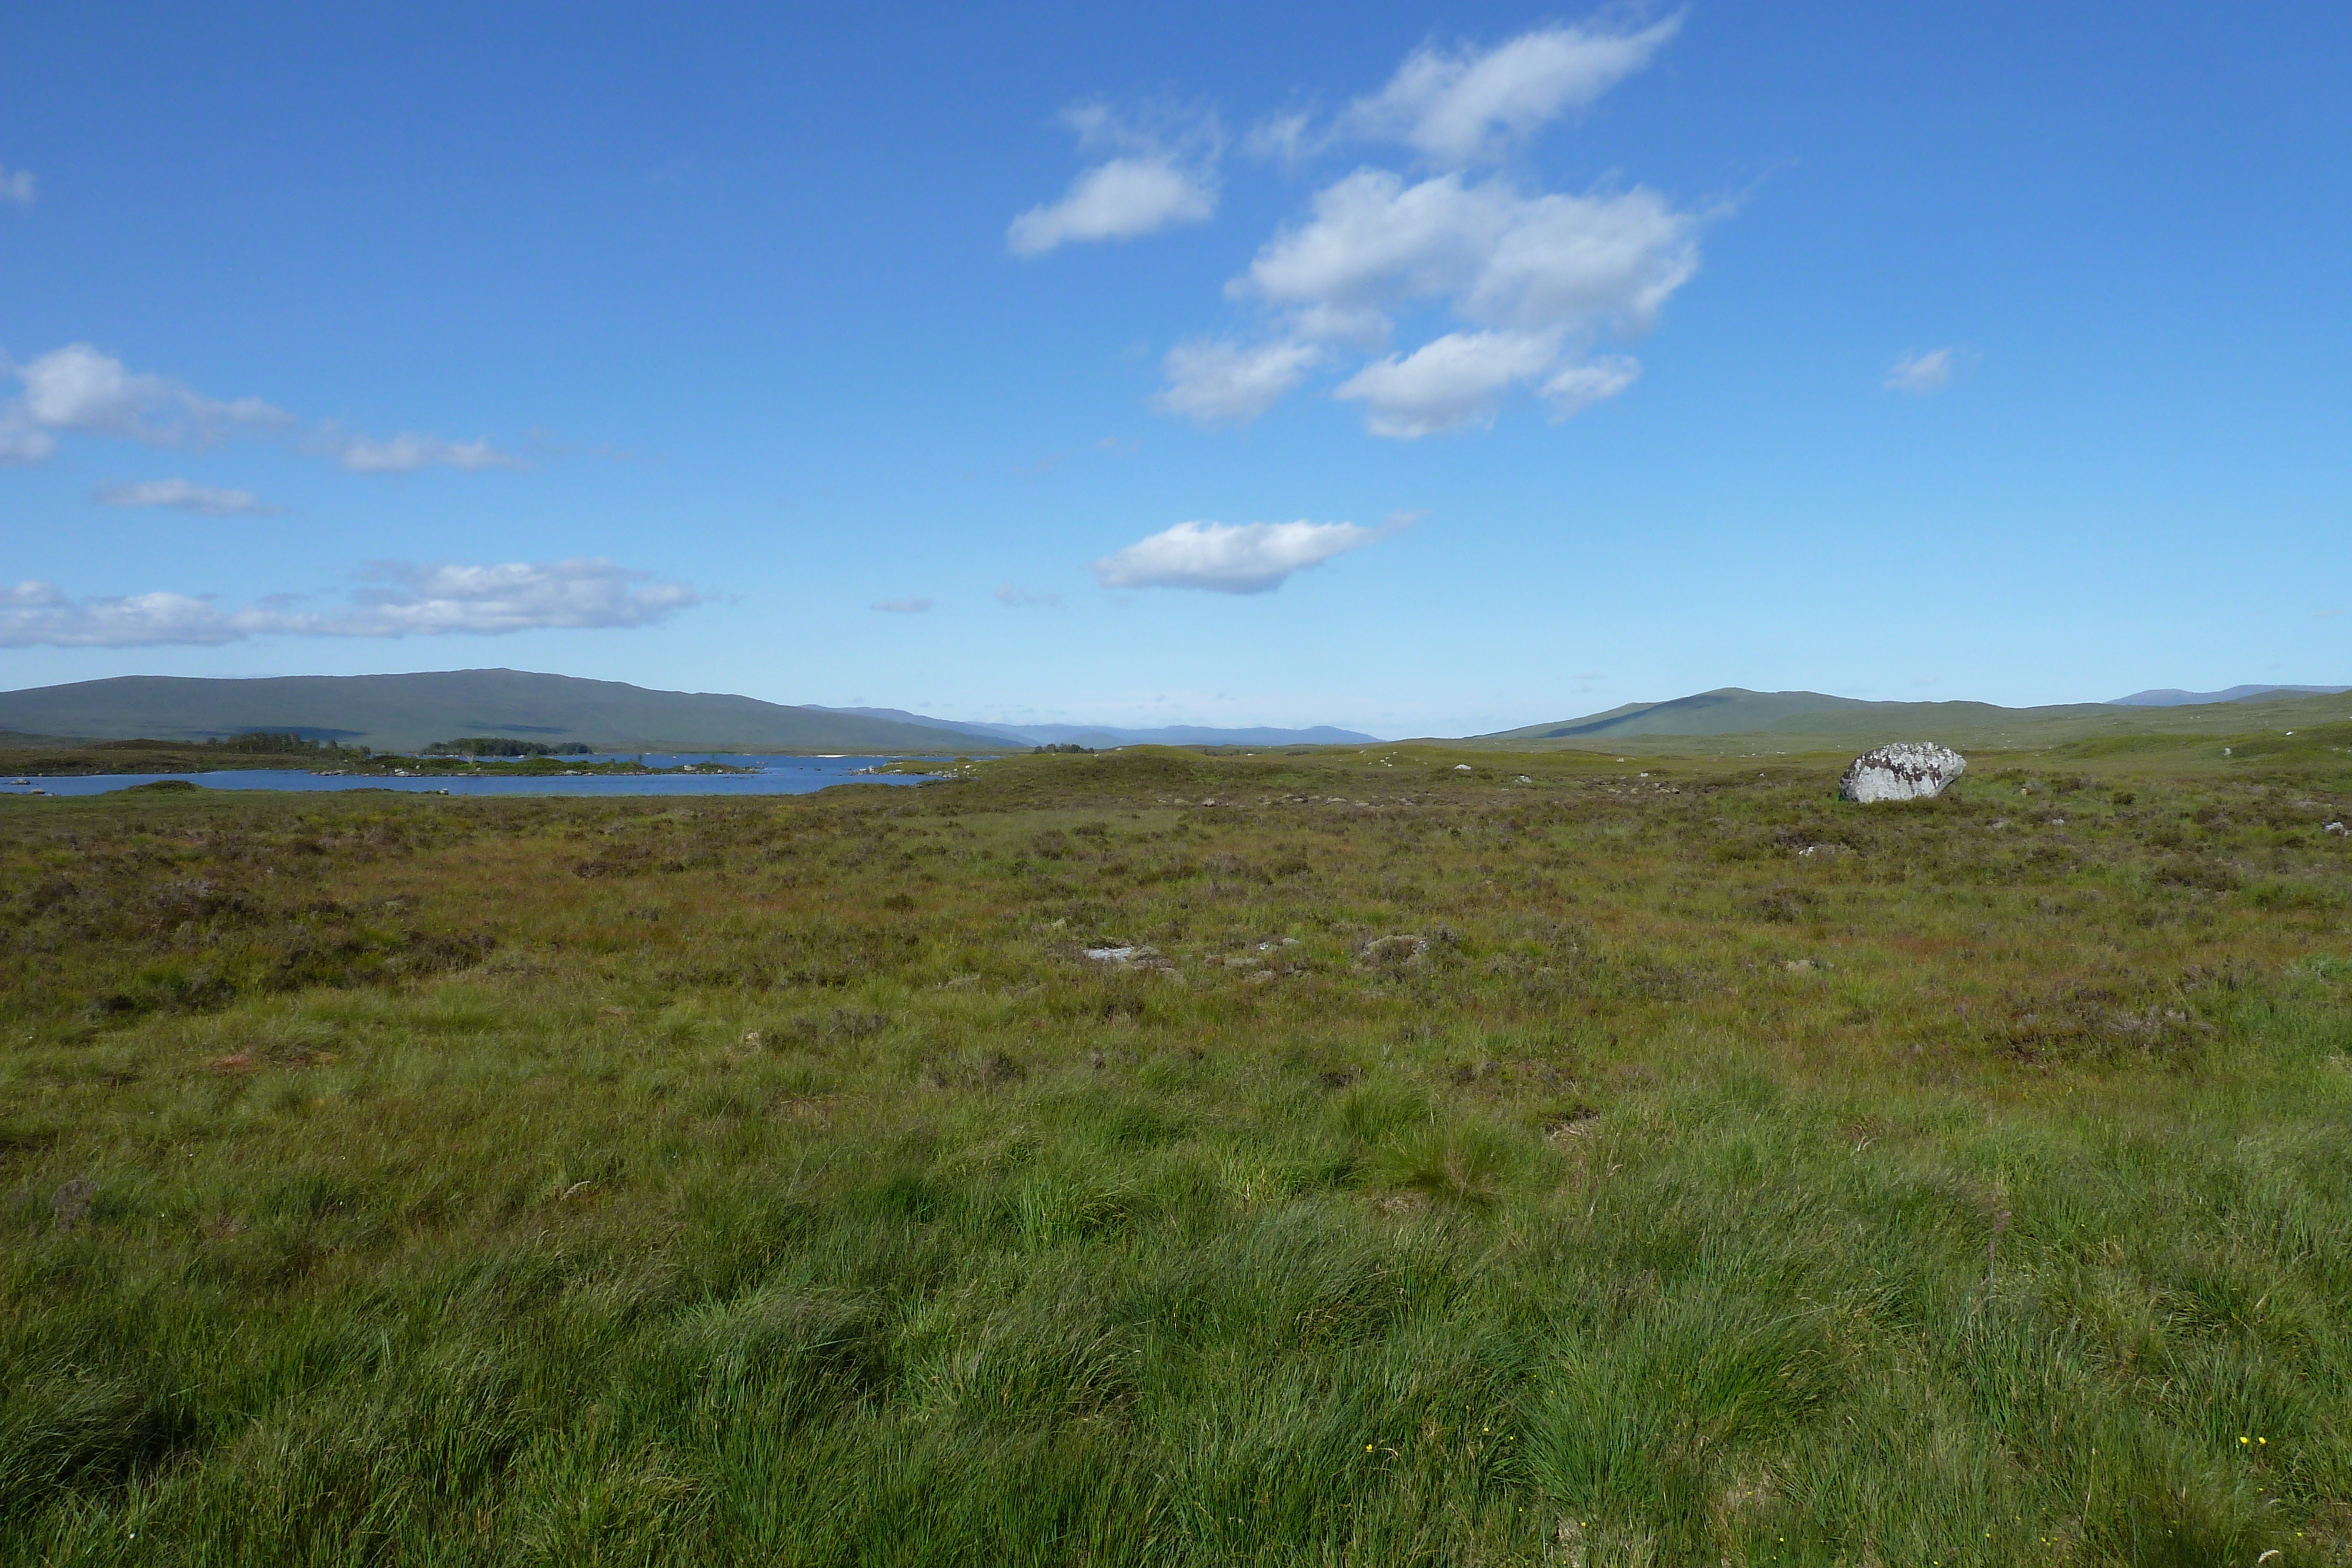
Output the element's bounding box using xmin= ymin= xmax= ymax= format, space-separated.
xmin=0 ymin=754 xmax=962 ymax=799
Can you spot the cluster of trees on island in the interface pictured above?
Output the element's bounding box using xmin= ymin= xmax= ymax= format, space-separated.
xmin=420 ymin=737 xmax=597 ymax=757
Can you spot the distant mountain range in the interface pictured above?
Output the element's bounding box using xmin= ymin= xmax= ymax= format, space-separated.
xmin=2108 ymin=684 xmax=2351 ymax=707
xmin=0 ymin=671 xmax=1380 ymax=754
xmin=0 ymin=671 xmax=992 ymax=754
xmin=804 ymin=706 xmax=1377 ymax=748
xmin=2 ymin=670 xmax=2341 ymax=757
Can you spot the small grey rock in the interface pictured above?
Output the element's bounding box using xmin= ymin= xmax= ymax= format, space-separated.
xmin=1840 ymin=743 xmax=1966 ymax=804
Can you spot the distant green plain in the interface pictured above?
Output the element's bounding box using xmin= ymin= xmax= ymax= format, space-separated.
xmin=4 ymin=731 xmax=2348 ymax=1564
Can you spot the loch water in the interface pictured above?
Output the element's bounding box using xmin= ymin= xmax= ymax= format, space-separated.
xmin=0 ymin=754 xmax=957 ymax=799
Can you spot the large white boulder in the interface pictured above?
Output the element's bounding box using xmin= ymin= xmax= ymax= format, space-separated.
xmin=1840 ymin=742 xmax=1966 ymax=803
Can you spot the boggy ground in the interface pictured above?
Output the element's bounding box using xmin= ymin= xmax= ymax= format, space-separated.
xmin=2 ymin=741 xmax=2349 ymax=1566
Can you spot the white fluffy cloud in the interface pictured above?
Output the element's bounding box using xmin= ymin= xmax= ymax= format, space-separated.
xmin=92 ymin=478 xmax=275 ymax=516
xmin=1009 ymin=105 xmax=1221 ymax=256
xmin=0 ymin=166 xmax=34 ymax=206
xmin=1093 ymin=516 xmax=1403 ymax=594
xmin=1150 ymin=339 xmax=1322 ymax=425
xmin=0 ymin=559 xmax=699 ymax=648
xmin=1211 ymin=170 xmax=1690 ymax=436
xmin=13 ymin=343 xmax=292 ymax=447
xmin=1885 ymin=347 xmax=1956 ymax=394
xmin=0 ymin=343 xmax=525 ymax=472
xmin=1144 ymin=26 xmax=1696 ymax=437
xmin=1341 ymin=18 xmax=1682 ymax=164
xmin=1334 ymin=329 xmax=1562 ymax=437
xmin=1010 ymin=158 xmax=1217 ymax=256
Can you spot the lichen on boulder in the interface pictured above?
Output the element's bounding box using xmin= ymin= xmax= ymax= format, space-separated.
xmin=1840 ymin=742 xmax=1966 ymax=804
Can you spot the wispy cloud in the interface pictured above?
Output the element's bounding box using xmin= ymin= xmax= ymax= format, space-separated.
xmin=1885 ymin=347 xmax=1959 ymax=394
xmin=995 ymin=584 xmax=1065 ymax=609
xmin=0 ymin=343 xmax=526 ymax=473
xmin=92 ymin=478 xmax=276 ymax=516
xmin=1008 ymin=105 xmax=1221 ymax=256
xmin=0 ymin=558 xmax=699 ymax=648
xmin=0 ymin=165 xmax=34 ymax=206
xmin=1092 ymin=513 xmax=1412 ymax=594
xmin=316 ymin=429 xmax=528 ymax=473
xmin=871 ymin=596 xmax=934 ymax=614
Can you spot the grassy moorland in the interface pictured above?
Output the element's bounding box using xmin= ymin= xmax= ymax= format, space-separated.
xmin=2 ymin=737 xmax=2349 ymax=1566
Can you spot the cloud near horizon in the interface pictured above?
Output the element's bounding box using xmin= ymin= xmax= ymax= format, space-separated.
xmin=0 ymin=558 xmax=700 ymax=648
xmin=1092 ymin=514 xmax=1410 ymax=594
xmin=92 ymin=477 xmax=276 ymax=516
xmin=1138 ymin=23 xmax=1699 ymax=437
xmin=0 ymin=344 xmax=526 ymax=473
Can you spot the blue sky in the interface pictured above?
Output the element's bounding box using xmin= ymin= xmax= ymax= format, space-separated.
xmin=2 ymin=1 xmax=2346 ymax=736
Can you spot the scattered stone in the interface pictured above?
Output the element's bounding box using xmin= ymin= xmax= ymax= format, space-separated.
xmin=1358 ymin=934 xmax=1430 ymax=965
xmin=1839 ymin=742 xmax=1967 ymax=804
xmin=1454 ymin=764 xmax=1472 ymax=772
xmin=1083 ymin=945 xmax=1176 ymax=974
xmin=2327 ymin=822 xmax=2347 ymax=836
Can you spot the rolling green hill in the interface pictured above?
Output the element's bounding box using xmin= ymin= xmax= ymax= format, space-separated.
xmin=1478 ymin=687 xmax=2120 ymax=742
xmin=1467 ymin=685 xmax=2352 ymax=754
xmin=0 ymin=670 xmax=1005 ymax=754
